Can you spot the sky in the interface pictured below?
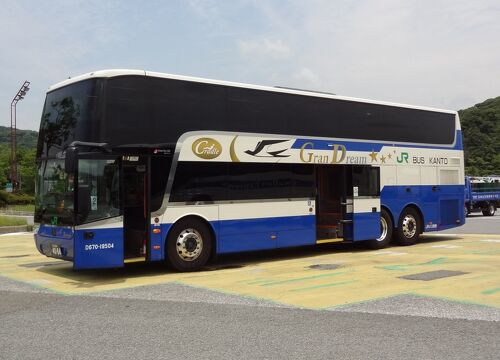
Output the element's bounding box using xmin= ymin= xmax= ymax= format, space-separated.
xmin=1 ymin=0 xmax=499 ymax=131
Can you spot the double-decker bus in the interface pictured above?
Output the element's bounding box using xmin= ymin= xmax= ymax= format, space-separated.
xmin=34 ymin=70 xmax=465 ymax=271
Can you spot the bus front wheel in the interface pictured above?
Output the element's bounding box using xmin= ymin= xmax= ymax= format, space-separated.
xmin=395 ymin=207 xmax=421 ymax=246
xmin=165 ymin=218 xmax=213 ymax=272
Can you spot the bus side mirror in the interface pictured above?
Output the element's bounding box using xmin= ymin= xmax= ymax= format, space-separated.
xmin=65 ymin=147 xmax=78 ymax=174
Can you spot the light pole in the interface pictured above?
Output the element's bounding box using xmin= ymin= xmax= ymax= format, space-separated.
xmin=10 ymin=81 xmax=30 ymax=192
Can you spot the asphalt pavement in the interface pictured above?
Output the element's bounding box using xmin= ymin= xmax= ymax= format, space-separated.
xmin=441 ymin=211 xmax=500 ymax=234
xmin=0 ymin=214 xmax=499 ymax=359
xmin=1 ymin=286 xmax=499 ymax=360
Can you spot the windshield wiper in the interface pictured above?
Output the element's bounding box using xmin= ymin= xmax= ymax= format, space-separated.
xmin=65 ymin=141 xmax=111 ymax=153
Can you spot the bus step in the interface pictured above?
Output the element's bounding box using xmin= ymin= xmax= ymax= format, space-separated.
xmin=317 ymin=225 xmax=337 ymax=239
xmin=316 ymin=238 xmax=343 ymax=244
xmin=124 ymin=257 xmax=146 ymax=264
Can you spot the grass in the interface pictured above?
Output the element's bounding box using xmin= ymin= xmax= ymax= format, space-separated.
xmin=5 ymin=204 xmax=35 ymax=212
xmin=0 ymin=216 xmax=27 ymax=226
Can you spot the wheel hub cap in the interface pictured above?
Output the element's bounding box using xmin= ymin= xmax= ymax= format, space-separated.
xmin=176 ymin=228 xmax=203 ymax=261
xmin=402 ymin=215 xmax=417 ymax=238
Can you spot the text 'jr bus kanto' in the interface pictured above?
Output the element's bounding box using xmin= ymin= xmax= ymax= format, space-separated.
xmin=34 ymin=70 xmax=465 ymax=271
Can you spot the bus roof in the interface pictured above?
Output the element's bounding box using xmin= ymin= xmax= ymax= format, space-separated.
xmin=47 ymin=69 xmax=457 ymax=115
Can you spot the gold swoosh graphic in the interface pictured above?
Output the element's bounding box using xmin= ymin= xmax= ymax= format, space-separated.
xmin=229 ymin=136 xmax=240 ymax=162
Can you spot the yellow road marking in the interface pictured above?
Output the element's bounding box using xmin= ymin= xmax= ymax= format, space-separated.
xmin=0 ymin=233 xmax=499 ymax=309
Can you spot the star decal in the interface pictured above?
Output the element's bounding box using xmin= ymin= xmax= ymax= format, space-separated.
xmin=387 ymin=153 xmax=392 ymax=159
xmin=369 ymin=151 xmax=378 ymax=162
xmin=380 ymin=155 xmax=386 ymax=164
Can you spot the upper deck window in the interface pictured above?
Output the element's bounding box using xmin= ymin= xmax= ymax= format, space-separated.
xmin=37 ymin=79 xmax=102 ymax=158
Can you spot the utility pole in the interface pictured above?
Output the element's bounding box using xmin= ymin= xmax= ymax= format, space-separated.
xmin=10 ymin=81 xmax=30 ymax=192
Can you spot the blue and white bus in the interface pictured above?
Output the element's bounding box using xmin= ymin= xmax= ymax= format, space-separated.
xmin=34 ymin=70 xmax=465 ymax=271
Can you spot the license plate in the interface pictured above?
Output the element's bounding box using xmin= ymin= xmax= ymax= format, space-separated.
xmin=51 ymin=245 xmax=62 ymax=257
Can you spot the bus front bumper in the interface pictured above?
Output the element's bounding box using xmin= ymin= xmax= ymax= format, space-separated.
xmin=34 ymin=225 xmax=74 ymax=261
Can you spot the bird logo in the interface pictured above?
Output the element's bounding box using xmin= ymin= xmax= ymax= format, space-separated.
xmin=244 ymin=140 xmax=291 ymax=158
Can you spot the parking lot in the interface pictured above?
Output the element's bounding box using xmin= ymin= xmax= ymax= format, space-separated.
xmin=1 ymin=216 xmax=499 ymax=359
xmin=1 ymin=228 xmax=499 ymax=311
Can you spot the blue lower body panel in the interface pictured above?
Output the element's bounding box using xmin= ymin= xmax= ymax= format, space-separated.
xmin=381 ymin=184 xmax=465 ymax=232
xmin=73 ymin=227 xmax=124 ymax=269
xmin=353 ymin=212 xmax=380 ymax=241
xmin=216 ymin=215 xmax=316 ymax=254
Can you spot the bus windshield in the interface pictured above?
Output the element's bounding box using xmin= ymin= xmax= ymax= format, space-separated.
xmin=35 ymin=158 xmax=121 ymax=226
xmin=35 ymin=159 xmax=74 ymax=226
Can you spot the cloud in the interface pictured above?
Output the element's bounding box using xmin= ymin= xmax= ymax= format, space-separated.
xmin=0 ymin=0 xmax=127 ymax=130
xmin=187 ymin=0 xmax=221 ymax=20
xmin=2 ymin=0 xmax=499 ymax=132
xmin=241 ymin=0 xmax=500 ymax=109
xmin=238 ymin=38 xmax=291 ymax=60
xmin=292 ymin=68 xmax=320 ymax=89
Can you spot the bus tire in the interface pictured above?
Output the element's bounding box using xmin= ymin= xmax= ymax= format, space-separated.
xmin=366 ymin=209 xmax=393 ymax=249
xmin=396 ymin=207 xmax=421 ymax=246
xmin=482 ymin=203 xmax=495 ymax=216
xmin=165 ymin=218 xmax=213 ymax=272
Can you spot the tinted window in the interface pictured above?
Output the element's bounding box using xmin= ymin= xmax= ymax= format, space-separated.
xmin=170 ymin=162 xmax=315 ymax=202
xmin=145 ymin=77 xmax=226 ymax=142
xmin=224 ymin=87 xmax=455 ymax=144
xmin=100 ymin=76 xmax=456 ymax=146
xmin=150 ymin=156 xmax=172 ymax=211
xmin=143 ymin=77 xmax=456 ymax=145
xmin=104 ymin=76 xmax=146 ymax=145
xmin=38 ymin=79 xmax=102 ymax=158
xmin=353 ymin=166 xmax=380 ymax=196
xmin=34 ymin=159 xmax=74 ymax=225
xmin=471 ymin=182 xmax=500 ymax=193
xmin=77 ymin=158 xmax=121 ymax=224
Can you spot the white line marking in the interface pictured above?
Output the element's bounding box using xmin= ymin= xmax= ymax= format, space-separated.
xmin=425 ymin=233 xmax=459 ymax=237
xmin=375 ymin=251 xmax=407 ymax=256
xmin=480 ymin=239 xmax=500 ymax=243
xmin=431 ymin=245 xmax=461 ymax=249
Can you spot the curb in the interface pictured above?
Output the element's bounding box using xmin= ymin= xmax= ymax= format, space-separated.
xmin=0 ymin=225 xmax=29 ymax=235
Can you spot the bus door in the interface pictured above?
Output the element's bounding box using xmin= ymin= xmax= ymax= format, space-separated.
xmin=73 ymin=154 xmax=124 ymax=269
xmin=316 ymin=166 xmax=344 ymax=240
xmin=343 ymin=166 xmax=381 ymax=241
xmin=122 ymin=155 xmax=150 ymax=261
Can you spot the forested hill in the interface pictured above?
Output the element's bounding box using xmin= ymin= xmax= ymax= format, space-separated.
xmin=459 ymin=96 xmax=500 ymax=176
xmin=0 ymin=126 xmax=38 ymax=195
xmin=0 ymin=125 xmax=38 ymax=148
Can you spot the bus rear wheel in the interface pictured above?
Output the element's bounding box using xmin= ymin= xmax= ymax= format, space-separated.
xmin=395 ymin=207 xmax=421 ymax=246
xmin=166 ymin=218 xmax=213 ymax=272
xmin=366 ymin=209 xmax=393 ymax=249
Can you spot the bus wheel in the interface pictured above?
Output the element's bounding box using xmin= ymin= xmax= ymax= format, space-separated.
xmin=166 ymin=218 xmax=213 ymax=272
xmin=482 ymin=203 xmax=495 ymax=216
xmin=396 ymin=207 xmax=421 ymax=246
xmin=366 ymin=209 xmax=393 ymax=249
